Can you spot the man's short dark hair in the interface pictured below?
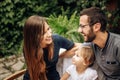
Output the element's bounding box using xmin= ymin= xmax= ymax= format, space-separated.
xmin=80 ymin=7 xmax=107 ymax=32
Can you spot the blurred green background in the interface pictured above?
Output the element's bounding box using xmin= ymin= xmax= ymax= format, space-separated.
xmin=0 ymin=0 xmax=120 ymax=57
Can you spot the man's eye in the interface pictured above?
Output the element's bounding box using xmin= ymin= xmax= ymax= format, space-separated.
xmin=80 ymin=25 xmax=85 ymax=28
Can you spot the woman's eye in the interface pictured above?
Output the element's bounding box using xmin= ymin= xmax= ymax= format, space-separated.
xmin=48 ymin=27 xmax=50 ymax=30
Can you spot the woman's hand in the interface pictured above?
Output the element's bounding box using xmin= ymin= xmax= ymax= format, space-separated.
xmin=59 ymin=43 xmax=82 ymax=58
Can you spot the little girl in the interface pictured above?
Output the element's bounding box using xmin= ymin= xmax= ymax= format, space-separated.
xmin=60 ymin=45 xmax=98 ymax=80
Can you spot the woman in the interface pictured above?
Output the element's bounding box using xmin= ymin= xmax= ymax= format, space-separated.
xmin=23 ymin=15 xmax=78 ymax=80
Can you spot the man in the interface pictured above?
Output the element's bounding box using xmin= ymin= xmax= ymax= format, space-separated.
xmin=78 ymin=7 xmax=120 ymax=80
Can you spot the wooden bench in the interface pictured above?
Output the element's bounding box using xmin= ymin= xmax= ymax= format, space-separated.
xmin=4 ymin=69 xmax=26 ymax=80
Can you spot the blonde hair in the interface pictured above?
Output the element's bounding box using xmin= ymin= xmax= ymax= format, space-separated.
xmin=78 ymin=46 xmax=94 ymax=66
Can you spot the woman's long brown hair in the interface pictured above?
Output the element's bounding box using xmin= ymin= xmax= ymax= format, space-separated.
xmin=23 ymin=15 xmax=53 ymax=80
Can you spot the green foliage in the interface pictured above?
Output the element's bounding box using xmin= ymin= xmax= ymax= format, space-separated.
xmin=107 ymin=8 xmax=120 ymax=34
xmin=57 ymin=0 xmax=120 ymax=34
xmin=0 ymin=0 xmax=119 ymax=56
xmin=0 ymin=0 xmax=23 ymax=56
xmin=48 ymin=11 xmax=84 ymax=43
xmin=0 ymin=0 xmax=60 ymax=56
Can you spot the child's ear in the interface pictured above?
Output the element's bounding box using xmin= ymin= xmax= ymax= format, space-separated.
xmin=83 ymin=60 xmax=89 ymax=65
xmin=83 ymin=62 xmax=87 ymax=65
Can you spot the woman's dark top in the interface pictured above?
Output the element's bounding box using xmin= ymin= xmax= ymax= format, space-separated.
xmin=23 ymin=34 xmax=74 ymax=80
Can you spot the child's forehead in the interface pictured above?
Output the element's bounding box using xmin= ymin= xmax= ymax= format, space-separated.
xmin=75 ymin=49 xmax=82 ymax=55
xmin=75 ymin=46 xmax=87 ymax=55
xmin=77 ymin=47 xmax=83 ymax=52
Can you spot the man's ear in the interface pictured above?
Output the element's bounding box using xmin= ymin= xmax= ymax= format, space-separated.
xmin=93 ymin=23 xmax=101 ymax=32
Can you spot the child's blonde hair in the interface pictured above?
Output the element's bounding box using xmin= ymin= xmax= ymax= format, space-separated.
xmin=78 ymin=46 xmax=94 ymax=66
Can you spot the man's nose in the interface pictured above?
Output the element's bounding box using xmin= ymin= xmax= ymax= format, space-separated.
xmin=78 ymin=27 xmax=82 ymax=33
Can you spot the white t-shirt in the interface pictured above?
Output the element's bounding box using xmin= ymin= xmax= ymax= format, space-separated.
xmin=66 ymin=65 xmax=98 ymax=80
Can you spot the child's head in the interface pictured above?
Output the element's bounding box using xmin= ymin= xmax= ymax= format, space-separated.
xmin=72 ymin=46 xmax=94 ymax=67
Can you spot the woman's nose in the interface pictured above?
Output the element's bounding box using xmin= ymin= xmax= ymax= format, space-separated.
xmin=48 ymin=29 xmax=52 ymax=36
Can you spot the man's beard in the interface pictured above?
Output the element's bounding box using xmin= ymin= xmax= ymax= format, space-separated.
xmin=86 ymin=29 xmax=96 ymax=42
